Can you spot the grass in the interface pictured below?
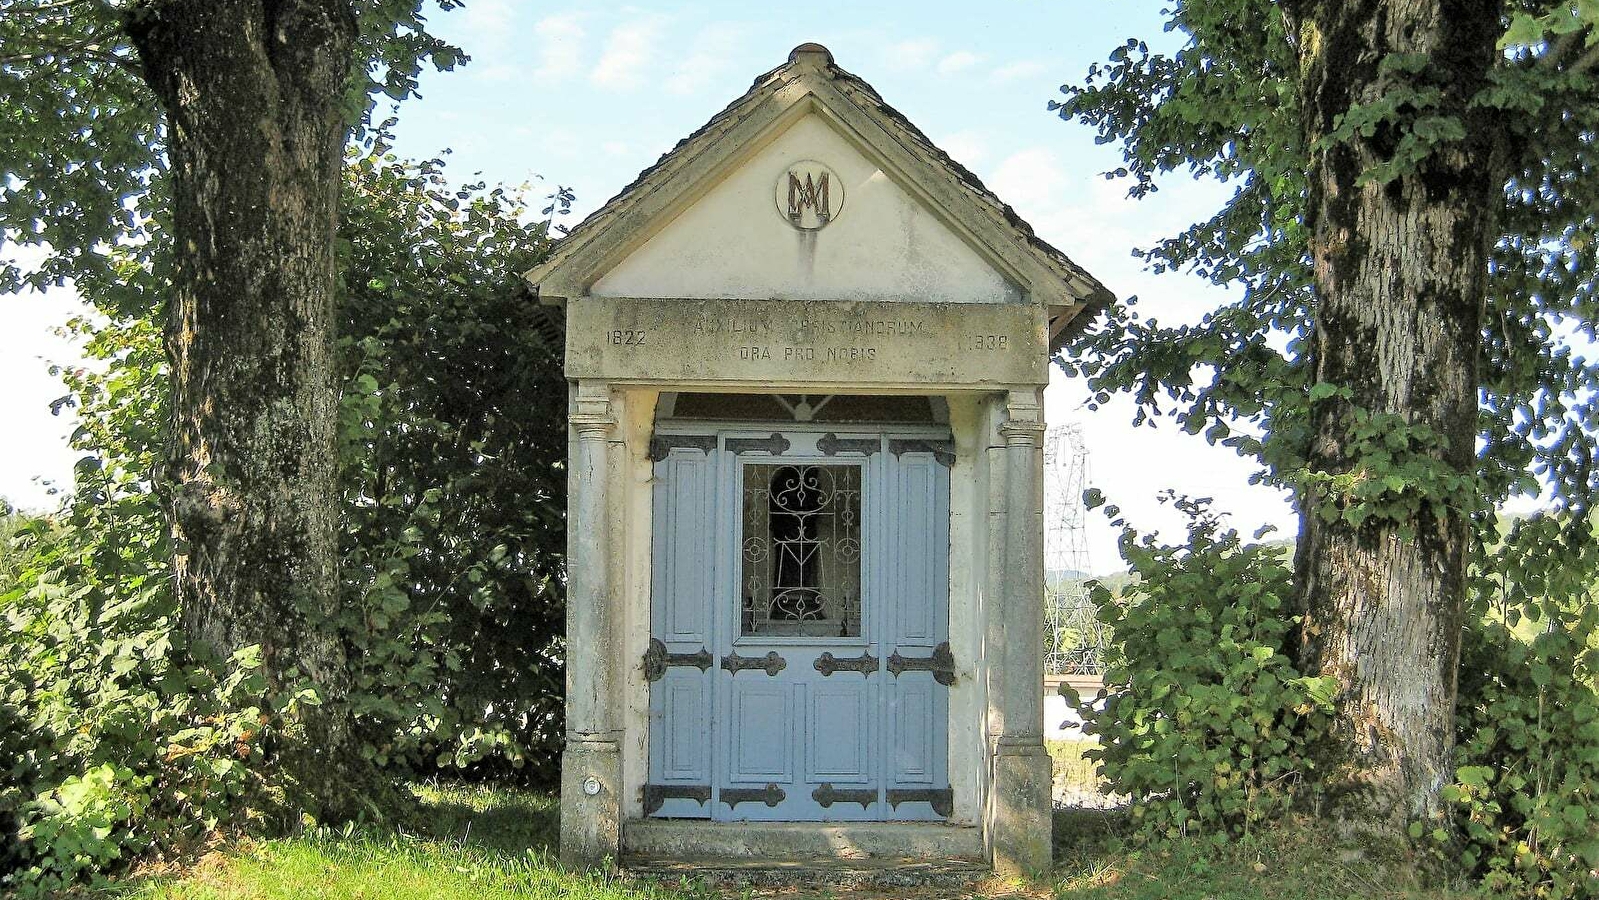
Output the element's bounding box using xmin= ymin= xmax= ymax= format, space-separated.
xmin=108 ymin=784 xmax=709 ymax=900
xmin=99 ymin=778 xmax=1484 ymax=900
xmin=1052 ymin=809 xmax=1475 ymax=900
xmin=1047 ymin=739 xmax=1102 ymax=796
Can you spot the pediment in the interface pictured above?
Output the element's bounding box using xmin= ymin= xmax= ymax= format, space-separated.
xmin=525 ymin=44 xmax=1113 ymax=345
xmin=592 ymin=112 xmax=1023 ymax=305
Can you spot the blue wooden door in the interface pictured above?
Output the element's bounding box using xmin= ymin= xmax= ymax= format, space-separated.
xmin=644 ymin=430 xmax=951 ymax=822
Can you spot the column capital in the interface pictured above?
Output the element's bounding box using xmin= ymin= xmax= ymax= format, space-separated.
xmin=570 ymin=412 xmax=615 ymax=438
xmin=571 ymin=380 xmax=614 ymax=437
xmin=999 ymin=418 xmax=1045 ymax=447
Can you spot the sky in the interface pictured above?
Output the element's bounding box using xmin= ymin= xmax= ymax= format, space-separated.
xmin=0 ymin=1 xmax=1298 ymax=571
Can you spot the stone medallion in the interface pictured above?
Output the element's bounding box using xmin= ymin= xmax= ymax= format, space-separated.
xmin=775 ymin=159 xmax=843 ymax=231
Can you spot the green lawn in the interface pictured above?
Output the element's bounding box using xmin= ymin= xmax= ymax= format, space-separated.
xmin=103 ymin=780 xmax=1478 ymax=900
xmin=109 ymin=784 xmax=706 ymax=900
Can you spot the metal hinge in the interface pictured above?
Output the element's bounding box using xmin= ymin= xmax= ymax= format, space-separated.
xmin=720 ymin=783 xmax=785 ymax=808
xmin=643 ymin=783 xmax=711 ymax=815
xmin=817 ymin=433 xmax=881 ymax=456
xmin=886 ymin=787 xmax=954 ymax=817
xmin=887 ymin=438 xmax=955 ymax=467
xmin=647 ymin=434 xmax=717 ymax=461
xmin=725 ymin=433 xmax=791 ymax=456
xmin=642 ymin=638 xmax=713 ymax=683
xmin=887 ymin=641 xmax=957 ymax=686
xmin=721 ymin=650 xmax=786 ymax=676
xmin=813 ymin=783 xmax=876 ymax=808
xmin=813 ymin=650 xmax=879 ymax=676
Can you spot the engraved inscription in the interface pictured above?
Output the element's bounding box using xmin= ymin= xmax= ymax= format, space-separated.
xmin=566 ymin=297 xmax=1047 ymax=385
xmin=680 ymin=314 xmax=939 ymax=364
xmin=603 ymin=313 xmax=1011 ymax=365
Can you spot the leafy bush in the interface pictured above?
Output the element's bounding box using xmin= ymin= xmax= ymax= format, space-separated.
xmin=0 ymin=147 xmax=565 ymax=894
xmin=1448 ymin=619 xmax=1599 ymax=899
xmin=0 ymin=318 xmax=279 ymax=896
xmin=15 ymin=763 xmax=151 ymax=892
xmin=335 ymin=149 xmax=567 ymax=784
xmin=1067 ymin=493 xmax=1337 ymax=839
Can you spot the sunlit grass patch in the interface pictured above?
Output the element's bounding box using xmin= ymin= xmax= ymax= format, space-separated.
xmin=109 ymin=783 xmax=712 ymax=900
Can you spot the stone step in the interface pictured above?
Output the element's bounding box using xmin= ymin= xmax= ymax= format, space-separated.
xmin=623 ymin=855 xmax=993 ymax=889
xmin=621 ymin=819 xmax=985 ymax=861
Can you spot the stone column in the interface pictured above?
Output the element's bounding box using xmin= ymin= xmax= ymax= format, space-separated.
xmin=990 ymin=390 xmax=1052 ymax=877
xmin=561 ymin=380 xmax=622 ymax=867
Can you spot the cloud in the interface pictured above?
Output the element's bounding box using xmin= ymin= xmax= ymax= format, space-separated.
xmin=989 ymin=60 xmax=1050 ymax=83
xmin=935 ymin=50 xmax=982 ymax=76
xmin=936 ymin=130 xmax=990 ymax=167
xmin=459 ymin=0 xmax=520 ymax=78
xmin=592 ymin=18 xmax=664 ymax=90
xmin=880 ymin=37 xmax=939 ymax=72
xmin=990 ymin=147 xmax=1068 ymax=207
xmin=665 ymin=23 xmax=746 ymax=96
xmin=532 ymin=12 xmax=585 ymax=83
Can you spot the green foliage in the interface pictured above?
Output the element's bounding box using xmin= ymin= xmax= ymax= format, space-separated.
xmin=1448 ymin=621 xmax=1599 ymax=898
xmin=1051 ymin=3 xmax=1599 ymax=602
xmin=335 ymin=145 xmax=567 ymax=783
xmin=0 ymin=147 xmax=565 ymax=893
xmin=0 ymin=308 xmax=281 ymax=896
xmin=16 ymin=763 xmax=151 ymax=891
xmin=1068 ymin=493 xmax=1336 ymax=840
xmin=0 ymin=0 xmax=466 ymax=296
xmin=1052 ymin=1 xmax=1599 ymax=878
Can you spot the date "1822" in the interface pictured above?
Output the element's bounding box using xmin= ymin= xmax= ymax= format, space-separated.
xmin=608 ymin=329 xmax=646 ymax=346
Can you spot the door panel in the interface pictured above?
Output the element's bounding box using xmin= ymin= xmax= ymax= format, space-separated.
xmin=888 ymin=451 xmax=950 ymax=648
xmin=659 ymin=672 xmax=712 ymax=782
xmin=728 ymin=680 xmax=793 ymax=782
xmin=888 ymin=677 xmax=936 ymax=783
xmin=649 ymin=429 xmax=951 ymax=823
xmin=807 ymin=679 xmax=874 ymax=782
xmin=645 ymin=444 xmax=717 ymax=819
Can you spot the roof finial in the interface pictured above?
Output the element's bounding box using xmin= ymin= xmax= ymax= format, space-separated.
xmin=788 ymin=42 xmax=834 ymax=68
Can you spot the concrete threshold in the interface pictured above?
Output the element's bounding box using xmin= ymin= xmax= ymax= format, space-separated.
xmin=621 ymin=819 xmax=985 ymax=862
xmin=623 ymin=855 xmax=992 ymax=889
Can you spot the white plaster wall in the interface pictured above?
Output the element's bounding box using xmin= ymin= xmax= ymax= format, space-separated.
xmin=592 ymin=115 xmax=1024 ymax=305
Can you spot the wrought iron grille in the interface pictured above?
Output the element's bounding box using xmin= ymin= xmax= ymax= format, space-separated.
xmin=740 ymin=463 xmax=862 ymax=637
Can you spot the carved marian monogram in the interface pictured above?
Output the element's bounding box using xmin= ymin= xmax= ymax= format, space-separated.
xmin=774 ymin=160 xmax=843 ymax=230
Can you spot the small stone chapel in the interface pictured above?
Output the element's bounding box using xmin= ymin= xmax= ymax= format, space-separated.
xmin=523 ymin=43 xmax=1113 ymax=876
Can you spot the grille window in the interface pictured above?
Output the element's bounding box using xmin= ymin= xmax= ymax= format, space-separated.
xmin=740 ymin=464 xmax=862 ymax=637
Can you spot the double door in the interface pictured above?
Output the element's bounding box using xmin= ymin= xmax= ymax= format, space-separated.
xmin=644 ymin=428 xmax=953 ymax=821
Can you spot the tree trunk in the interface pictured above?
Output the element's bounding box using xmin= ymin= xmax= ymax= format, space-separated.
xmin=1291 ymin=0 xmax=1502 ymax=834
xmin=125 ymin=0 xmax=368 ymax=820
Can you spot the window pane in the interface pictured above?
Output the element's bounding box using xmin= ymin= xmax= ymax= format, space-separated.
xmin=741 ymin=464 xmax=862 ymax=637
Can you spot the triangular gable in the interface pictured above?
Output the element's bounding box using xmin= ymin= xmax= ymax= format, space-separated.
xmin=523 ymin=44 xmax=1114 ymax=344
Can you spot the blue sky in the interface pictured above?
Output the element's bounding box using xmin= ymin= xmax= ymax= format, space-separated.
xmin=0 ymin=1 xmax=1299 ymax=569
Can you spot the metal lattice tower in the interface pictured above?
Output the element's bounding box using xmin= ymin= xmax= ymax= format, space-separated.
xmin=1043 ymin=423 xmax=1105 ymax=676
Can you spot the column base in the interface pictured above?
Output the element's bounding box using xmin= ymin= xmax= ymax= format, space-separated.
xmin=989 ymin=742 xmax=1052 ymax=878
xmin=560 ymin=740 xmax=622 ymax=869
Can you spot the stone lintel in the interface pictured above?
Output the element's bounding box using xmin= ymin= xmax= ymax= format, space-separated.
xmin=566 ymin=297 xmax=1047 ymax=387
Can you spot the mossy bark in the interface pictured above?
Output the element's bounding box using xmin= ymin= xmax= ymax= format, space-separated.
xmin=126 ymin=0 xmax=370 ymax=821
xmin=1288 ymin=0 xmax=1503 ymax=833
